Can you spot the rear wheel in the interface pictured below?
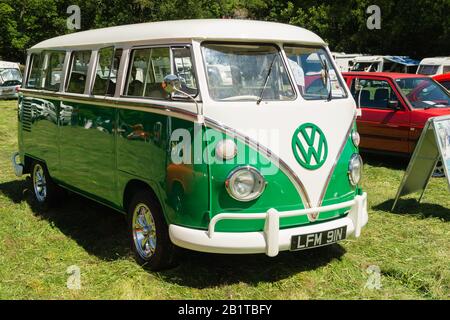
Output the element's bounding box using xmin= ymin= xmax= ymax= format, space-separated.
xmin=127 ymin=190 xmax=177 ymax=270
xmin=30 ymin=161 xmax=59 ymax=208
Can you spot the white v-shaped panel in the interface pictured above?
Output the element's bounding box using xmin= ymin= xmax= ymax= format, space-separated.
xmin=204 ymin=99 xmax=355 ymax=208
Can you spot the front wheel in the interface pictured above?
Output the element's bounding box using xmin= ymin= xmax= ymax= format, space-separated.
xmin=127 ymin=190 xmax=177 ymax=271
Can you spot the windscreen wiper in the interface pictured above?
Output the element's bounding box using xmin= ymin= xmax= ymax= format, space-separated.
xmin=257 ymin=54 xmax=277 ymax=105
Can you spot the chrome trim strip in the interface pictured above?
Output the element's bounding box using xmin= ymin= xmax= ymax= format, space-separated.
xmin=19 ymin=89 xmax=199 ymax=122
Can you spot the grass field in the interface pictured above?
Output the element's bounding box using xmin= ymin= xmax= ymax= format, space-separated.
xmin=0 ymin=99 xmax=448 ymax=300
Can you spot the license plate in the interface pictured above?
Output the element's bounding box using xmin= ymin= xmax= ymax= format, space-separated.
xmin=2 ymin=89 xmax=13 ymax=94
xmin=290 ymin=226 xmax=347 ymax=251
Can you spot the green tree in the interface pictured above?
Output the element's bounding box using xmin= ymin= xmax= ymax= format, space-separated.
xmin=0 ymin=0 xmax=448 ymax=63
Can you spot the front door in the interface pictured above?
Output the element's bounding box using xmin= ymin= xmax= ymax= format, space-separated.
xmin=351 ymin=77 xmax=411 ymax=154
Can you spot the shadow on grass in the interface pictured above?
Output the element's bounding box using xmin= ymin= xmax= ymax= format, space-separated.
xmin=374 ymin=198 xmax=450 ymax=222
xmin=0 ymin=178 xmax=346 ymax=287
xmin=161 ymin=244 xmax=346 ymax=289
xmin=0 ymin=179 xmax=129 ymax=261
xmin=361 ymin=151 xmax=409 ymax=170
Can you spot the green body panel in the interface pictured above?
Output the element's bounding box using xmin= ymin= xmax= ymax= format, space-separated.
xmin=58 ymin=101 xmax=116 ymax=203
xmin=18 ymin=93 xmax=210 ymax=228
xmin=116 ymin=111 xmax=210 ymax=229
xmin=20 ymin=95 xmax=60 ymax=175
xmin=321 ymin=135 xmax=359 ymax=211
xmin=18 ymin=92 xmax=361 ymax=234
xmin=205 ymin=128 xmax=359 ymax=232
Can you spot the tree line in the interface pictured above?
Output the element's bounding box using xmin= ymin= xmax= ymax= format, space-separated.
xmin=1 ymin=0 xmax=449 ymax=63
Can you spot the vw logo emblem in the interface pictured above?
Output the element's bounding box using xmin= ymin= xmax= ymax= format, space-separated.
xmin=292 ymin=123 xmax=328 ymax=170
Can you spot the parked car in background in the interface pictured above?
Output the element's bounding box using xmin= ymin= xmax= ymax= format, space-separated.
xmin=0 ymin=61 xmax=22 ymax=99
xmin=331 ymin=52 xmax=364 ymax=72
xmin=417 ymin=57 xmax=450 ymax=76
xmin=433 ymin=73 xmax=450 ymax=91
xmin=350 ymin=56 xmax=419 ymax=74
xmin=343 ymin=72 xmax=450 ymax=155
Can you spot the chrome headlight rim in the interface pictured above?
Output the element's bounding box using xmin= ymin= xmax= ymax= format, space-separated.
xmin=225 ymin=166 xmax=266 ymax=202
xmin=348 ymin=153 xmax=363 ymax=186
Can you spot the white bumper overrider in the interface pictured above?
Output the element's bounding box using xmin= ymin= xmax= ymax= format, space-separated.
xmin=169 ymin=192 xmax=368 ymax=257
xmin=11 ymin=152 xmax=24 ymax=177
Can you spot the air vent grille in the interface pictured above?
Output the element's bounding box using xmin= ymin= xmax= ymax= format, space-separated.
xmin=22 ymin=101 xmax=32 ymax=132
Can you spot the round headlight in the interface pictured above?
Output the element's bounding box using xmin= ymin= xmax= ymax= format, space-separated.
xmin=348 ymin=154 xmax=363 ymax=186
xmin=352 ymin=131 xmax=360 ymax=147
xmin=215 ymin=139 xmax=237 ymax=160
xmin=225 ymin=166 xmax=266 ymax=201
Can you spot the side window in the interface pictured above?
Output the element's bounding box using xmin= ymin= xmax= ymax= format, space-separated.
xmin=172 ymin=47 xmax=197 ymax=96
xmin=125 ymin=46 xmax=199 ymax=99
xmin=44 ymin=51 xmax=66 ymax=91
xmin=66 ymin=50 xmax=91 ymax=94
xmin=27 ymin=53 xmax=44 ymax=88
xmin=351 ymin=78 xmax=398 ymax=109
xmin=92 ymin=47 xmax=123 ymax=96
xmin=443 ymin=66 xmax=450 ymax=74
xmin=441 ymin=81 xmax=450 ymax=91
xmin=125 ymin=47 xmax=171 ymax=99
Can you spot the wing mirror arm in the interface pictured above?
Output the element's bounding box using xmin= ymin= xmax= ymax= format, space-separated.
xmin=162 ymin=74 xmax=203 ymax=124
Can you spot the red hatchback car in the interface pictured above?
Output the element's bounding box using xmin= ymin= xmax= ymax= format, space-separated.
xmin=433 ymin=73 xmax=450 ymax=91
xmin=343 ymin=72 xmax=450 ymax=155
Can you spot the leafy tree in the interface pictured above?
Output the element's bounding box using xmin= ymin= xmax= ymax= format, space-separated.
xmin=0 ymin=0 xmax=448 ymax=63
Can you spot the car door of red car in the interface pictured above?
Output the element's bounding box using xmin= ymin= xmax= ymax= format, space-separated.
xmin=348 ymin=76 xmax=411 ymax=154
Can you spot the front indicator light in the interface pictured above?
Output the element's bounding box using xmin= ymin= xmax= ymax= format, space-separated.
xmin=352 ymin=131 xmax=360 ymax=147
xmin=215 ymin=139 xmax=237 ymax=160
xmin=225 ymin=166 xmax=266 ymax=202
xmin=348 ymin=154 xmax=363 ymax=186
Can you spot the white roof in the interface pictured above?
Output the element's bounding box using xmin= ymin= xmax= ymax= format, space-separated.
xmin=0 ymin=61 xmax=20 ymax=69
xmin=353 ymin=55 xmax=385 ymax=62
xmin=31 ymin=19 xmax=326 ymax=50
xmin=419 ymin=57 xmax=450 ymax=65
xmin=332 ymin=52 xmax=364 ymax=58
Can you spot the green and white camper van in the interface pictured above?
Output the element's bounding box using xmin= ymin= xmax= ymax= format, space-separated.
xmin=13 ymin=19 xmax=367 ymax=270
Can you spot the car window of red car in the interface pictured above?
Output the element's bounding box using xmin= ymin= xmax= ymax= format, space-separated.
xmin=350 ymin=78 xmax=399 ymax=109
xmin=395 ymin=77 xmax=450 ymax=109
xmin=441 ymin=81 xmax=450 ymax=91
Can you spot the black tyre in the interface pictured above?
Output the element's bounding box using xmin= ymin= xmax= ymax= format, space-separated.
xmin=30 ymin=160 xmax=59 ymax=208
xmin=127 ymin=190 xmax=177 ymax=271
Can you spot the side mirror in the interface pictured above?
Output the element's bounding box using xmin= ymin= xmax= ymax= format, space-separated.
xmin=161 ymin=74 xmax=181 ymax=94
xmin=388 ymin=100 xmax=400 ymax=110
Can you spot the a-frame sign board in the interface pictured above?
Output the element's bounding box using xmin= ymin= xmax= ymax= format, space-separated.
xmin=392 ymin=115 xmax=450 ymax=211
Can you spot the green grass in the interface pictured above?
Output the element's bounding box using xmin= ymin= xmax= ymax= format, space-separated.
xmin=0 ymin=99 xmax=449 ymax=300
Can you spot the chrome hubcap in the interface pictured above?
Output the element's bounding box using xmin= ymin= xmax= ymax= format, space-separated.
xmin=33 ymin=164 xmax=47 ymax=203
xmin=132 ymin=203 xmax=157 ymax=259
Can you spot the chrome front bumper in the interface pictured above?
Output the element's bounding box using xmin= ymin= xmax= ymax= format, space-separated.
xmin=11 ymin=152 xmax=24 ymax=177
xmin=169 ymin=193 xmax=368 ymax=257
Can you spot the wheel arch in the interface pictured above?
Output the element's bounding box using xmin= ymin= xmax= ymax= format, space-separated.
xmin=122 ymin=179 xmax=167 ymax=222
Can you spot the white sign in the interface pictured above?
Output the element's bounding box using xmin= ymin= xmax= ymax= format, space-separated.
xmin=392 ymin=115 xmax=450 ymax=210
